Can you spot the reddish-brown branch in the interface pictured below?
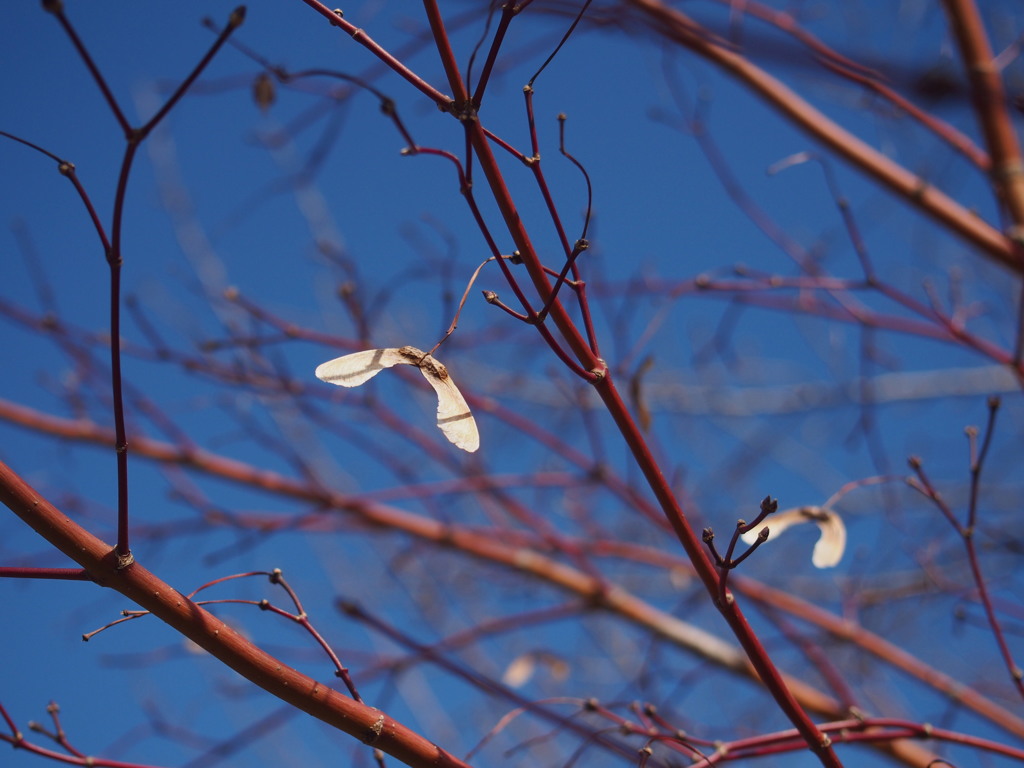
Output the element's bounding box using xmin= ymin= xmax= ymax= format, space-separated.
xmin=3 ymin=399 xmax=988 ymax=763
xmin=941 ymin=0 xmax=1024 ymax=230
xmin=710 ymin=0 xmax=990 ymax=170
xmin=0 ymin=460 xmax=473 ymax=768
xmin=624 ymin=0 xmax=1022 ymax=273
xmin=0 ymin=401 xmax=825 ymax=703
xmin=295 ymin=0 xmax=453 ymax=108
xmin=590 ymin=374 xmax=841 ymax=766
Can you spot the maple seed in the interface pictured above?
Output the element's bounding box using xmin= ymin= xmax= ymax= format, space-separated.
xmin=315 ymin=347 xmax=480 ymax=452
xmin=740 ymin=505 xmax=846 ymax=568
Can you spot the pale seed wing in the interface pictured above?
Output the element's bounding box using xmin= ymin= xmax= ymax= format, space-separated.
xmin=741 ymin=506 xmax=845 ymax=569
xmin=315 ymin=346 xmax=479 ymax=452
xmin=501 ymin=651 xmax=569 ymax=688
xmin=414 ymin=353 xmax=480 ymax=453
xmin=501 ymin=654 xmax=535 ymax=688
xmin=740 ymin=513 xmax=799 ymax=546
xmin=315 ymin=348 xmax=414 ymax=387
xmin=808 ymin=507 xmax=846 ymax=568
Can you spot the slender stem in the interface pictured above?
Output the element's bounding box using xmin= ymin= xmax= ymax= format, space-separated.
xmin=593 ymin=374 xmax=841 ymax=766
xmin=422 ymin=0 xmax=470 ymax=108
xmin=45 ymin=2 xmax=131 ymax=135
xmin=296 ymin=0 xmax=453 ymax=107
xmin=137 ymin=8 xmax=246 ymax=141
xmin=963 ymin=398 xmax=1024 ymax=699
xmin=470 ymin=4 xmax=518 ymax=109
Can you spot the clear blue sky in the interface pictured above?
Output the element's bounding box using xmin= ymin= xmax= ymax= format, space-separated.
xmin=2 ymin=3 xmax=1022 ymax=767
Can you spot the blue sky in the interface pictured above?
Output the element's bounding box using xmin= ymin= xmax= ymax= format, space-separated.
xmin=2 ymin=2 xmax=1023 ymax=767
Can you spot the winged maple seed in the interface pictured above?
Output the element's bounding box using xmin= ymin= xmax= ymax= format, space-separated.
xmin=740 ymin=505 xmax=846 ymax=568
xmin=314 ymin=346 xmax=480 ymax=452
